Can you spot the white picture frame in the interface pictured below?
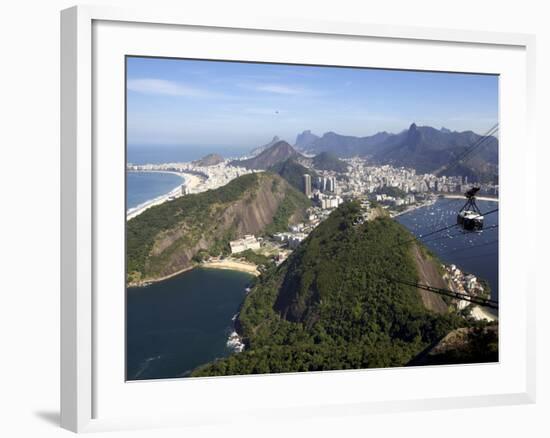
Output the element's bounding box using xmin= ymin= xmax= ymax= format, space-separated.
xmin=60 ymin=4 xmax=537 ymax=433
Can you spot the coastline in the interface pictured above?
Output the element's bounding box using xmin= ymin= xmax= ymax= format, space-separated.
xmin=201 ymin=259 xmax=260 ymax=276
xmin=471 ymin=305 xmax=498 ymax=322
xmin=439 ymin=194 xmax=499 ymax=202
xmin=127 ymin=265 xmax=196 ymax=288
xmin=392 ymin=194 xmax=498 ymax=219
xmin=391 ymin=198 xmax=436 ymax=218
xmin=126 ymin=170 xmax=203 ymax=221
xmin=128 ymin=259 xmax=259 ymax=288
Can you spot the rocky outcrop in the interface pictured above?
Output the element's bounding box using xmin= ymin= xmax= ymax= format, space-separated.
xmin=127 ymin=172 xmax=309 ymax=284
xmin=410 ymin=243 xmax=449 ymax=314
xmin=408 ymin=325 xmax=498 ymax=365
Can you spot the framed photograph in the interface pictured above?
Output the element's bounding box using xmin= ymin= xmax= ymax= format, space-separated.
xmin=61 ymin=5 xmax=536 ymax=433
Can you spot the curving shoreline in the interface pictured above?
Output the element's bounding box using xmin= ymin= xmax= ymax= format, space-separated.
xmin=126 ymin=170 xmax=204 ymax=221
xmin=128 ymin=259 xmax=259 ymax=288
xmin=201 ymin=259 xmax=260 ymax=276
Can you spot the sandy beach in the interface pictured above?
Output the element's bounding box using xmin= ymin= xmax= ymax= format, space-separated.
xmin=126 ymin=171 xmax=203 ymax=221
xmin=471 ymin=305 xmax=498 ymax=322
xmin=201 ymin=259 xmax=260 ymax=276
xmin=128 ymin=259 xmax=258 ymax=288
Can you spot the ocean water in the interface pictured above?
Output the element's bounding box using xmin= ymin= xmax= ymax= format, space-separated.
xmin=396 ymin=198 xmax=499 ymax=305
xmin=127 ymin=144 xmax=252 ymax=165
xmin=127 ymin=268 xmax=253 ymax=380
xmin=126 ymin=172 xmax=184 ymax=210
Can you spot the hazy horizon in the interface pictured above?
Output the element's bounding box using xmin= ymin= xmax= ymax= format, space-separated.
xmin=127 ymin=57 xmax=498 ymax=151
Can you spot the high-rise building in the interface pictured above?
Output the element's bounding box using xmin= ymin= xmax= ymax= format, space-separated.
xmin=321 ymin=177 xmax=328 ymax=192
xmin=316 ymin=176 xmax=323 ymax=190
xmin=326 ymin=176 xmax=336 ymax=192
xmin=303 ymin=174 xmax=312 ymax=197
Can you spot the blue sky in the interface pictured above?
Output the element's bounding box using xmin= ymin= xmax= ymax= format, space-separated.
xmin=126 ymin=57 xmax=498 ymax=149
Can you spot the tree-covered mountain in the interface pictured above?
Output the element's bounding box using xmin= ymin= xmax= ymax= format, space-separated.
xmin=230 ymin=140 xmax=304 ymax=170
xmin=268 ymin=158 xmax=318 ymax=193
xmin=192 ymin=202 xmax=493 ymax=377
xmin=126 ymin=173 xmax=310 ymax=285
xmin=311 ymin=151 xmax=349 ymax=173
xmin=294 ymin=130 xmax=320 ymax=149
xmin=371 ymin=124 xmax=498 ymax=182
xmin=293 ymin=125 xmax=498 ymax=182
xmin=296 ymin=130 xmax=391 ymax=156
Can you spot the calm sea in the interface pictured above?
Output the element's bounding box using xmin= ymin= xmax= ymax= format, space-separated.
xmin=127 ymin=268 xmax=253 ymax=380
xmin=125 ymin=181 xmax=498 ymax=380
xmin=126 ymin=172 xmax=184 ymax=210
xmin=396 ymin=198 xmax=499 ymax=305
xmin=127 ymin=144 xmax=252 ymax=165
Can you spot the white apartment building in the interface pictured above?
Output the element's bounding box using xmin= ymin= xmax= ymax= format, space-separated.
xmin=229 ymin=234 xmax=261 ymax=254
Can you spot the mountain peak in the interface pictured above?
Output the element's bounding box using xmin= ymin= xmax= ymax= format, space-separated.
xmin=232 ymin=140 xmax=302 ymax=170
xmin=409 ymin=123 xmax=418 ymax=131
xmin=294 ymin=130 xmax=320 ymax=150
xmin=250 ymin=135 xmax=283 ymax=157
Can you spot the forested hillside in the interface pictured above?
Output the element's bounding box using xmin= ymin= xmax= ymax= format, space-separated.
xmin=192 ymin=202 xmax=487 ymax=376
xmin=127 ymin=173 xmax=310 ymax=285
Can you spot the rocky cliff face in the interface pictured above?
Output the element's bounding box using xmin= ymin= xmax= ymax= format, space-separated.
xmin=127 ymin=172 xmax=309 ymax=284
xmin=408 ymin=325 xmax=498 ymax=365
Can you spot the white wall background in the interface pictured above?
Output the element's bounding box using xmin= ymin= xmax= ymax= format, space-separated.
xmin=0 ymin=1 xmax=547 ymax=436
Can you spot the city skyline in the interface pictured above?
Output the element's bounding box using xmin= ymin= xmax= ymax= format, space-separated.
xmin=126 ymin=57 xmax=499 ymax=149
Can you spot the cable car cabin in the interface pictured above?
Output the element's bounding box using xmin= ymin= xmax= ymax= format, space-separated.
xmin=457 ymin=210 xmax=484 ymax=231
xmin=457 ymin=186 xmax=484 ymax=231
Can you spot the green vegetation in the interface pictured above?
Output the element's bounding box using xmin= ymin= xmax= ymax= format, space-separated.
xmin=268 ymin=158 xmax=318 ymax=193
xmin=236 ymin=249 xmax=274 ymax=269
xmin=127 ymin=172 xmax=309 ymax=283
xmin=264 ymin=187 xmax=311 ymax=236
xmin=127 ymin=173 xmax=259 ymax=280
xmin=409 ymin=325 xmax=498 ymax=366
xmin=312 ymin=151 xmax=348 ymax=173
xmin=192 ymin=201 xmax=475 ymax=377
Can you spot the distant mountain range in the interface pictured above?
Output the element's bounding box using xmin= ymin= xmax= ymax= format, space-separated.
xmin=231 ymin=124 xmax=498 ymax=182
xmin=232 ymin=140 xmax=349 ymax=175
xmin=294 ymin=124 xmax=498 ymax=182
xmin=295 ymin=130 xmax=391 ymax=157
xmin=294 ymin=130 xmax=319 ymax=150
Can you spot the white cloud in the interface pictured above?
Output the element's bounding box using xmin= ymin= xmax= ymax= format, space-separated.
xmin=254 ymin=84 xmax=304 ymax=95
xmin=237 ymin=82 xmax=308 ymax=95
xmin=127 ymin=78 xmax=218 ymax=98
